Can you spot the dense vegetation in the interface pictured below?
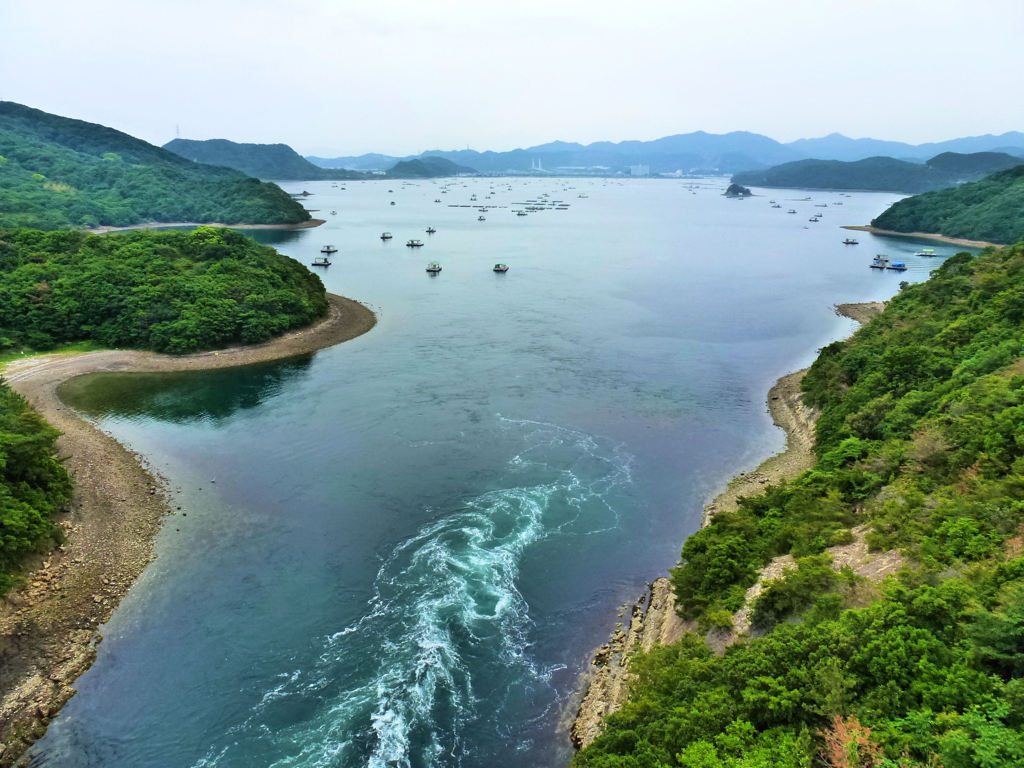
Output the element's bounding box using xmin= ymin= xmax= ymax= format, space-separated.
xmin=0 ymin=227 xmax=327 ymax=353
xmin=575 ymin=241 xmax=1024 ymax=766
xmin=872 ymin=165 xmax=1024 ymax=244
xmin=163 ymin=138 xmax=365 ymax=180
xmin=732 ymin=152 xmax=1023 ymax=194
xmin=0 ymin=101 xmax=310 ymax=229
xmin=0 ymin=380 xmax=72 ymax=593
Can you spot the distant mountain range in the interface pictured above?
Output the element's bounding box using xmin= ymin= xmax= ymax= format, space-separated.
xmin=732 ymin=152 xmax=1024 ymax=194
xmin=306 ymin=131 xmax=1024 ymax=176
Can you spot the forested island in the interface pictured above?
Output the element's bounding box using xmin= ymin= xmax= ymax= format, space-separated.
xmin=732 ymin=152 xmax=1023 ymax=194
xmin=871 ymin=165 xmax=1024 ymax=245
xmin=574 ymin=241 xmax=1024 ymax=766
xmin=0 ymin=102 xmax=310 ymax=229
xmin=0 ymin=227 xmax=328 ymax=354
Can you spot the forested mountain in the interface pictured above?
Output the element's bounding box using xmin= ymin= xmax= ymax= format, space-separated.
xmin=0 ymin=227 xmax=327 ymax=353
xmin=163 ymin=138 xmax=365 ymax=180
xmin=0 ymin=102 xmax=310 ymax=229
xmin=732 ymin=152 xmax=1023 ymax=193
xmin=871 ymin=165 xmax=1024 ymax=244
xmin=576 ymin=240 xmax=1024 ymax=767
xmin=386 ymin=156 xmax=476 ymax=178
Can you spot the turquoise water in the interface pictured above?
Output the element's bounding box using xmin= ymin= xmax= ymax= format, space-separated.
xmin=30 ymin=180 xmax=968 ymax=767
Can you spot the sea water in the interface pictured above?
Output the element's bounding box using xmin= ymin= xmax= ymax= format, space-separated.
xmin=30 ymin=179 xmax=967 ymax=767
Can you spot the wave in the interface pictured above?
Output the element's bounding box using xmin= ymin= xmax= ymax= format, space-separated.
xmin=193 ymin=419 xmax=631 ymax=768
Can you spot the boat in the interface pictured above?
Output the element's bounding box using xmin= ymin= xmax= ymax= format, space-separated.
xmin=380 ymin=232 xmax=393 ymax=240
xmin=787 ymin=209 xmax=797 ymax=214
xmin=321 ymin=245 xmax=338 ymax=254
xmin=390 ymin=201 xmax=396 ymax=206
xmin=886 ymin=260 xmax=907 ymax=271
xmin=516 ymin=211 xmax=528 ymax=216
xmin=913 ymin=247 xmax=938 ymax=257
xmin=434 ymin=199 xmax=441 ymax=203
xmin=493 ymin=263 xmax=509 ymax=273
xmin=406 ymin=239 xmax=424 ymax=247
xmin=870 ymin=255 xmax=890 ymax=269
xmin=809 ymin=217 xmax=820 ymax=222
xmin=843 ymin=238 xmax=859 ymax=245
xmin=771 ymin=204 xmax=782 ymax=208
xmin=426 ymin=261 xmax=442 ymax=273
xmin=478 ymin=216 xmax=486 ymax=221
xmin=426 ymin=227 xmax=436 ymax=234
xmin=330 ymin=210 xmax=337 ymax=215
xmin=310 ymin=256 xmax=331 ymax=267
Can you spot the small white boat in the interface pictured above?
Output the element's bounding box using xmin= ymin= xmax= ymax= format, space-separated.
xmin=321 ymin=245 xmax=338 ymax=254
xmin=913 ymin=248 xmax=938 ymax=257
xmin=311 ymin=256 xmax=331 ymax=267
xmin=493 ymin=263 xmax=509 ymax=273
xmin=426 ymin=261 xmax=442 ymax=273
xmin=380 ymin=232 xmax=393 ymax=240
xmin=407 ymin=239 xmax=424 ymax=247
xmin=843 ymin=238 xmax=859 ymax=245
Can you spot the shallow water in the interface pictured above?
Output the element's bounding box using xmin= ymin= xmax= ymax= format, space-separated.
xmin=31 ymin=179 xmax=969 ymax=767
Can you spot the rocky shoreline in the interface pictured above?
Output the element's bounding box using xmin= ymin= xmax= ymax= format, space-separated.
xmin=569 ymin=301 xmax=884 ymax=751
xmin=0 ymin=294 xmax=375 ymax=767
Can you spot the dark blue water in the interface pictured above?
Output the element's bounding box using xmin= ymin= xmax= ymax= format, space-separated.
xmin=30 ymin=180 xmax=968 ymax=768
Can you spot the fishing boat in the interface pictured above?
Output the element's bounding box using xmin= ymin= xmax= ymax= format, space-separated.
xmin=771 ymin=204 xmax=782 ymax=208
xmin=478 ymin=216 xmax=486 ymax=221
xmin=870 ymin=255 xmax=890 ymax=269
xmin=330 ymin=210 xmax=337 ymax=215
xmin=321 ymin=245 xmax=338 ymax=254
xmin=310 ymin=256 xmax=331 ymax=267
xmin=390 ymin=201 xmax=396 ymax=206
xmin=426 ymin=227 xmax=436 ymax=234
xmin=434 ymin=198 xmax=441 ymax=203
xmin=406 ymin=239 xmax=424 ymax=247
xmin=913 ymin=247 xmax=938 ymax=257
xmin=493 ymin=263 xmax=509 ymax=273
xmin=843 ymin=238 xmax=859 ymax=245
xmin=425 ymin=261 xmax=442 ymax=273
xmin=380 ymin=232 xmax=393 ymax=240
xmin=886 ymin=260 xmax=907 ymax=271
xmin=787 ymin=209 xmax=797 ymax=214
xmin=516 ymin=211 xmax=528 ymax=217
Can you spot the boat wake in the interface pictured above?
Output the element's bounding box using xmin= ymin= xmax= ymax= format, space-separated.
xmin=193 ymin=420 xmax=631 ymax=768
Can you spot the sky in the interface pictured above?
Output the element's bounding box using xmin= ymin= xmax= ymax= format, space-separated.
xmin=2 ymin=0 xmax=1022 ymax=157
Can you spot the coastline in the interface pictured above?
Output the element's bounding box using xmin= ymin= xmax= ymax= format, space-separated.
xmin=0 ymin=293 xmax=375 ymax=767
xmin=841 ymin=224 xmax=999 ymax=249
xmin=86 ymin=218 xmax=326 ymax=235
xmin=570 ymin=301 xmax=884 ymax=751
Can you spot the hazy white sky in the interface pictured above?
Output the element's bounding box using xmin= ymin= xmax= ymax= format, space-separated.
xmin=2 ymin=0 xmax=1021 ymax=156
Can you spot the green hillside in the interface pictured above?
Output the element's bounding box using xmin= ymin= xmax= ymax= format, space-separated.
xmin=163 ymin=138 xmax=365 ymax=180
xmin=575 ymin=241 xmax=1024 ymax=766
xmin=872 ymin=165 xmax=1024 ymax=244
xmin=0 ymin=102 xmax=310 ymax=229
xmin=0 ymin=227 xmax=327 ymax=354
xmin=732 ymin=152 xmax=1022 ymax=194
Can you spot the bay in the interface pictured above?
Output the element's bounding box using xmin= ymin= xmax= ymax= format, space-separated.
xmin=31 ymin=179 xmax=966 ymax=767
